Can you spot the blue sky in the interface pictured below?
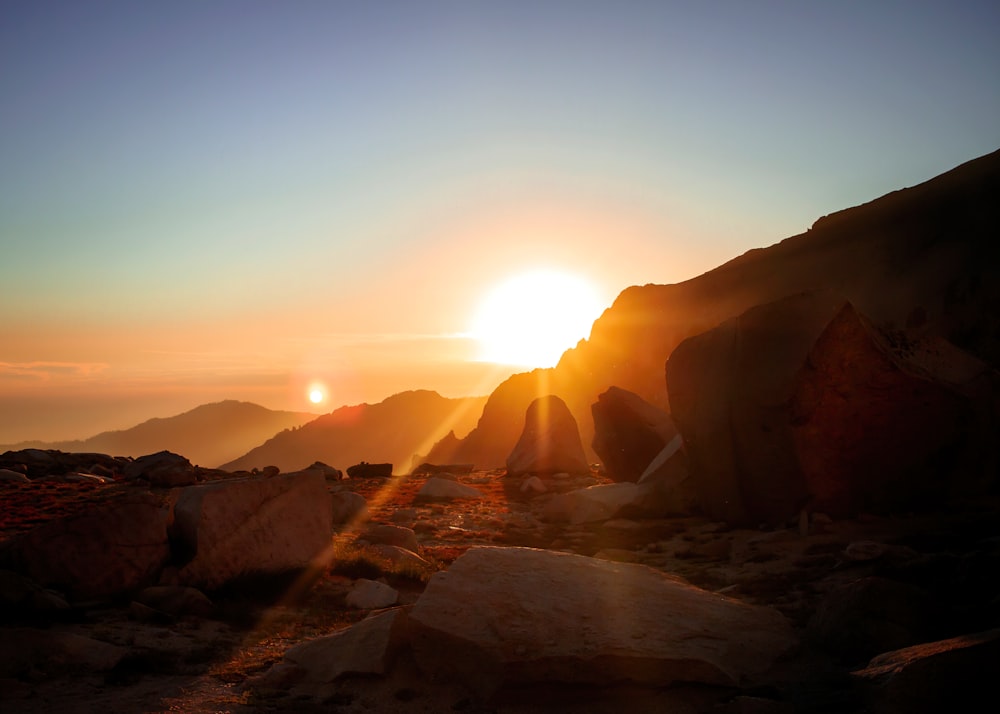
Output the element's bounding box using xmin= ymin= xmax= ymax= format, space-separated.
xmin=1 ymin=1 xmax=998 ymax=441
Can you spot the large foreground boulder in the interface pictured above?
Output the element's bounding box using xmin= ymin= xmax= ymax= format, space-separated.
xmin=667 ymin=292 xmax=985 ymax=524
xmin=171 ymin=471 xmax=332 ymax=590
xmin=408 ymin=546 xmax=796 ymax=696
xmin=2 ymin=493 xmax=170 ymax=600
xmin=505 ymin=395 xmax=589 ymax=477
xmin=591 ymin=386 xmax=678 ymax=482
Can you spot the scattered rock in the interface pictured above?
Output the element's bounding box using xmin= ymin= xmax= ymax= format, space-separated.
xmin=123 ymin=450 xmax=199 ymax=487
xmin=330 ymin=491 xmax=369 ymax=526
xmin=346 ymin=579 xmax=399 ymax=609
xmin=412 ymin=463 xmax=474 ymax=475
xmin=415 ymin=477 xmax=485 ymax=502
xmin=171 ymin=471 xmax=333 ymax=590
xmin=304 ymin=461 xmax=343 ymax=479
xmin=357 ymin=524 xmax=420 ymax=553
xmin=541 ymin=483 xmax=643 ymax=524
xmin=347 ymin=462 xmax=393 ymax=479
xmin=409 ymin=546 xmax=797 ymax=697
xmin=505 ymin=395 xmax=590 ymax=477
xmin=133 ymin=585 xmax=213 ymax=617
xmin=0 ymin=468 xmax=30 ymax=483
xmin=520 ymin=476 xmax=547 ymax=495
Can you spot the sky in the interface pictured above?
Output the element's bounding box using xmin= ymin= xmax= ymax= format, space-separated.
xmin=2 ymin=1 xmax=999 ymax=443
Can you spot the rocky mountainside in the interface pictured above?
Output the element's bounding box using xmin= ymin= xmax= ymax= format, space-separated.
xmin=428 ymin=148 xmax=1000 ymax=468
xmin=0 ymin=401 xmax=316 ymax=469
xmin=221 ymin=390 xmax=487 ymax=473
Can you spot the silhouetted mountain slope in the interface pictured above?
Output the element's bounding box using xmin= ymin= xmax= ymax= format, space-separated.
xmin=428 ymin=148 xmax=1000 ymax=468
xmin=221 ymin=390 xmax=488 ymax=473
xmin=0 ymin=401 xmax=316 ymax=468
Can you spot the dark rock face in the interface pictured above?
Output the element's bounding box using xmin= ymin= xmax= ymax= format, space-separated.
xmin=346 ymin=462 xmax=393 ymax=479
xmin=667 ymin=293 xmax=987 ymax=525
xmin=428 ymin=149 xmax=1000 ymax=471
xmin=505 ymin=395 xmax=590 ymax=477
xmin=2 ymin=494 xmax=171 ymax=600
xmin=123 ymin=450 xmax=198 ymax=487
xmin=591 ymin=386 xmax=677 ymax=482
xmin=0 ymin=449 xmax=126 ymax=480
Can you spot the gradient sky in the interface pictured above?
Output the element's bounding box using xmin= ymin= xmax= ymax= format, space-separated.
xmin=2 ymin=1 xmax=999 ymax=443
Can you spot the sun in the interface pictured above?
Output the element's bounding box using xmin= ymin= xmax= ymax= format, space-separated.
xmin=471 ymin=269 xmax=605 ymax=367
xmin=308 ymin=387 xmax=325 ymax=404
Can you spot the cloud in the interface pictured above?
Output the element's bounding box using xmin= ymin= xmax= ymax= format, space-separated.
xmin=0 ymin=361 xmax=110 ymax=382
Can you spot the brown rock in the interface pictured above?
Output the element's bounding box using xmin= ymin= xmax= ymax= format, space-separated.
xmin=667 ymin=293 xmax=977 ymax=524
xmin=853 ymin=628 xmax=1000 ymax=713
xmin=6 ymin=494 xmax=170 ymax=600
xmin=409 ymin=546 xmax=796 ymax=696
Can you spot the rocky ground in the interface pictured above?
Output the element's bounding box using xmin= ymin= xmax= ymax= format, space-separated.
xmin=2 ymin=464 xmax=999 ymax=713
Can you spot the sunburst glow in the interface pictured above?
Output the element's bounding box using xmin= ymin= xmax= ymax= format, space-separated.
xmin=471 ymin=269 xmax=604 ymax=368
xmin=308 ymin=387 xmax=325 ymax=404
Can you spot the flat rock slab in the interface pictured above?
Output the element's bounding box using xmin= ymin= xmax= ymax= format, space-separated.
xmin=409 ymin=546 xmax=797 ymax=696
xmin=172 ymin=471 xmax=332 ymax=590
xmin=280 ymin=608 xmax=408 ymax=683
xmin=414 ymin=477 xmax=485 ymax=502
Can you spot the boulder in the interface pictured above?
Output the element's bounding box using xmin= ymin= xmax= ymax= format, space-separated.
xmin=304 ymin=461 xmax=343 ymax=479
xmin=852 ymin=628 xmax=1000 ymax=713
xmin=345 ymin=579 xmax=398 ymax=609
xmin=0 ymin=468 xmax=29 ymax=482
xmin=273 ymin=608 xmax=408 ymax=684
xmin=591 ymin=387 xmax=678 ymax=482
xmin=505 ymin=395 xmax=589 ymax=477
xmin=357 ymin=524 xmax=420 ymax=553
xmin=0 ymin=628 xmax=126 ymax=677
xmin=123 ymin=451 xmax=198 ymax=487
xmin=346 ymin=462 xmax=393 ymax=479
xmin=414 ymin=477 xmax=484 ymax=502
xmin=133 ymin=585 xmax=213 ymax=617
xmin=171 ymin=471 xmax=332 ymax=590
xmin=409 ymin=546 xmax=796 ymax=696
xmin=330 ymin=490 xmax=369 ymax=526
xmin=667 ymin=292 xmax=977 ymax=524
xmin=4 ymin=494 xmax=170 ymax=600
xmin=541 ymin=483 xmax=644 ymax=524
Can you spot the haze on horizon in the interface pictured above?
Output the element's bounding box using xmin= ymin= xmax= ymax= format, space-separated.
xmin=2 ymin=1 xmax=999 ymax=444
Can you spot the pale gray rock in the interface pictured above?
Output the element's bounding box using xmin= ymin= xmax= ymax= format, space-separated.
xmin=278 ymin=608 xmax=408 ymax=683
xmin=506 ymin=395 xmax=589 ymax=477
xmin=172 ymin=471 xmax=333 ymax=590
xmin=345 ymin=578 xmax=398 ymax=609
xmin=357 ymin=524 xmax=420 ymax=553
xmin=415 ymin=477 xmax=485 ymax=502
xmin=520 ymin=475 xmax=547 ymax=495
xmin=409 ymin=546 xmax=797 ymax=696
xmin=330 ymin=490 xmax=368 ymax=525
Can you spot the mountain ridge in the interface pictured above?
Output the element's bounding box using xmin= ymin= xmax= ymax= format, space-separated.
xmin=425 ymin=147 xmax=1000 ymax=468
xmin=0 ymin=400 xmax=317 ymax=468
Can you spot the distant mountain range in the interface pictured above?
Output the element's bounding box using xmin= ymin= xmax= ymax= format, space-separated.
xmin=0 ymin=400 xmax=316 ymax=468
xmin=220 ymin=390 xmax=488 ymax=473
xmin=425 ymin=147 xmax=1000 ymax=468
